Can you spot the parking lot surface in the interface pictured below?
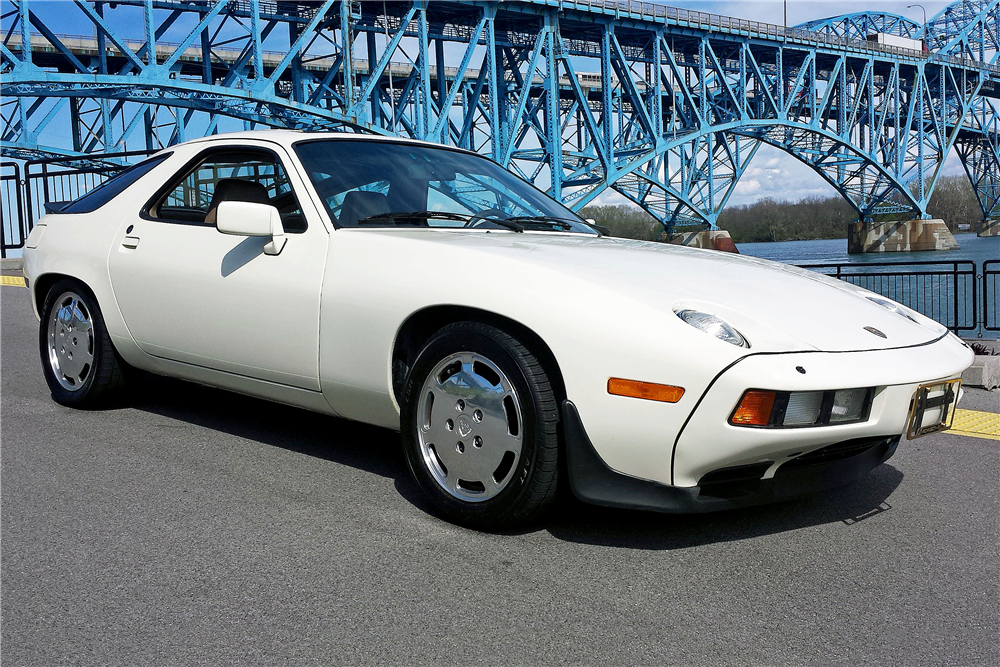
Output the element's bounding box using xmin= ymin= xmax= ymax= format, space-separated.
xmin=2 ymin=285 xmax=998 ymax=666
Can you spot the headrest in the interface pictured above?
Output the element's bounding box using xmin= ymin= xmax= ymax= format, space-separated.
xmin=205 ymin=178 xmax=271 ymax=224
xmin=339 ymin=190 xmax=391 ymax=227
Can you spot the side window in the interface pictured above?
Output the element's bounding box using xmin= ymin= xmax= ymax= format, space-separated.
xmin=61 ymin=154 xmax=171 ymax=214
xmin=154 ymin=148 xmax=306 ymax=232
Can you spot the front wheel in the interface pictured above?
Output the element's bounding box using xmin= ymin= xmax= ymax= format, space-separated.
xmin=400 ymin=322 xmax=559 ymax=529
xmin=39 ymin=279 xmax=127 ymax=407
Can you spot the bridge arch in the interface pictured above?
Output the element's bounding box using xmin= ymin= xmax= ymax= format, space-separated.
xmin=797 ymin=13 xmax=924 ymax=41
xmin=596 ymin=120 xmax=920 ymax=233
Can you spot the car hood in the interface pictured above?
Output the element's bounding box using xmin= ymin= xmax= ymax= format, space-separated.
xmin=360 ymin=230 xmax=947 ymax=353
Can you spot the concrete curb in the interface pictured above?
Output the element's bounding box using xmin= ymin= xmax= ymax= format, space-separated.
xmin=963 ymin=355 xmax=1000 ymax=390
xmin=1 ymin=257 xmax=23 ymax=272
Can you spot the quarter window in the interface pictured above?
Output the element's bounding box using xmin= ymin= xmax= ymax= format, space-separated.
xmin=153 ymin=148 xmax=306 ymax=232
xmin=61 ymin=153 xmax=171 ymax=214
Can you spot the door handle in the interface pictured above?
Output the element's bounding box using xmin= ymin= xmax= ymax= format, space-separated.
xmin=122 ymin=236 xmax=140 ymax=249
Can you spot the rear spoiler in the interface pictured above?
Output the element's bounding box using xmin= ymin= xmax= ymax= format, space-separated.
xmin=43 ymin=201 xmax=71 ymax=214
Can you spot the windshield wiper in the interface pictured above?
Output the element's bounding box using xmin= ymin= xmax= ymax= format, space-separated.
xmin=359 ymin=210 xmax=469 ymax=223
xmin=472 ymin=217 xmax=524 ymax=232
xmin=505 ymin=215 xmax=601 ymax=234
xmin=505 ymin=216 xmax=574 ymax=229
xmin=358 ymin=210 xmax=524 ymax=232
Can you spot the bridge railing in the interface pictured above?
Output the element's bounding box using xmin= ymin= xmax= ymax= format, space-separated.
xmin=1 ymin=150 xmax=157 ymax=257
xmin=6 ymin=3 xmax=1000 ymax=77
xmin=559 ymin=0 xmax=1000 ymax=74
xmin=1 ymin=162 xmax=26 ymax=257
xmin=22 ymin=150 xmax=159 ymax=225
xmin=985 ymin=260 xmax=1000 ymax=332
xmin=796 ymin=260 xmax=996 ymax=337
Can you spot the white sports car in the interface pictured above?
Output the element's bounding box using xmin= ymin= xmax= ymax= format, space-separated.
xmin=22 ymin=131 xmax=973 ymax=528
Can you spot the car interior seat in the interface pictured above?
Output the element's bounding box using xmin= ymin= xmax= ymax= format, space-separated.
xmin=338 ymin=191 xmax=391 ymax=227
xmin=204 ymin=178 xmax=271 ymax=225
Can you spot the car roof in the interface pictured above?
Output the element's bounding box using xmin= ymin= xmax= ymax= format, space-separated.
xmin=184 ymin=130 xmax=477 ymax=155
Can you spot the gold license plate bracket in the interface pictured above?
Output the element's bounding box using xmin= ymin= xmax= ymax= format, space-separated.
xmin=906 ymin=379 xmax=961 ymax=440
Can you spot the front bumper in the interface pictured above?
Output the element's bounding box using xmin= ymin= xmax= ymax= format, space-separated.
xmin=670 ymin=343 xmax=970 ymax=487
xmin=563 ymin=400 xmax=899 ymax=513
xmin=568 ymin=334 xmax=971 ymax=490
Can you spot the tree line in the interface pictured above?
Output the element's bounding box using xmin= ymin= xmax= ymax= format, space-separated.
xmin=581 ymin=174 xmax=983 ymax=243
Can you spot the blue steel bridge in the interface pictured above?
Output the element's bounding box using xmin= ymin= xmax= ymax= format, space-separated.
xmin=1 ymin=0 xmax=998 ymax=234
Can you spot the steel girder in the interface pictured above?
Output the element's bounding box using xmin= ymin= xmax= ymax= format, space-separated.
xmin=924 ymin=0 xmax=999 ymax=65
xmin=798 ymin=13 xmax=924 ymax=41
xmin=924 ymin=0 xmax=1000 ymax=222
xmin=2 ymin=0 xmax=998 ymax=232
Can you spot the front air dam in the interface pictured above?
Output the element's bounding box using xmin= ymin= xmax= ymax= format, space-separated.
xmin=561 ymin=400 xmax=899 ymax=513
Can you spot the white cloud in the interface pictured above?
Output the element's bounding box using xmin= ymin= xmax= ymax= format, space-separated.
xmin=590 ymin=189 xmax=633 ymax=207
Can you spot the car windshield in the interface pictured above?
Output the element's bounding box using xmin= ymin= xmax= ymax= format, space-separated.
xmin=293 ymin=139 xmax=596 ymax=234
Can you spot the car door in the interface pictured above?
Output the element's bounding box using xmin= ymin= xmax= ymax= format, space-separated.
xmin=108 ymin=142 xmax=328 ymax=391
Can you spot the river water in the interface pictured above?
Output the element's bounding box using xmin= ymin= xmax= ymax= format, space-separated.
xmin=737 ymin=234 xmax=999 ymax=339
xmin=737 ymin=233 xmax=997 ymax=266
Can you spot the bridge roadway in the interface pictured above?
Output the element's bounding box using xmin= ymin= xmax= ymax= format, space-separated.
xmin=2 ymin=281 xmax=998 ymax=665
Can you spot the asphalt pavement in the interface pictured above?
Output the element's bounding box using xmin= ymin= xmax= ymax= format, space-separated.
xmin=2 ymin=284 xmax=998 ymax=666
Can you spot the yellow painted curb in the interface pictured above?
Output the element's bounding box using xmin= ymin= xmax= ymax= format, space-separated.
xmin=0 ymin=275 xmax=26 ymax=288
xmin=947 ymin=409 xmax=1000 ymax=441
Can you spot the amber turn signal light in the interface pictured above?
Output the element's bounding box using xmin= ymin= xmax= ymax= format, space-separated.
xmin=730 ymin=390 xmax=777 ymax=426
xmin=607 ymin=378 xmax=685 ymax=403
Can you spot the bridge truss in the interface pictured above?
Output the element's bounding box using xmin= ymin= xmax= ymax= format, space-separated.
xmin=2 ymin=0 xmax=998 ymax=231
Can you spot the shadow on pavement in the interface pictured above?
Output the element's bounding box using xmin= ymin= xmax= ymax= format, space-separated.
xmin=132 ymin=374 xmax=408 ymax=475
xmin=542 ymin=466 xmax=903 ymax=550
xmin=130 ymin=372 xmax=904 ymax=548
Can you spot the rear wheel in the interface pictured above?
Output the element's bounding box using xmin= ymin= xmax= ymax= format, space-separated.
xmin=400 ymin=322 xmax=559 ymax=529
xmin=39 ymin=279 xmax=127 ymax=407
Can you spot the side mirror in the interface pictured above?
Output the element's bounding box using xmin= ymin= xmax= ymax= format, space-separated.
xmin=583 ymin=218 xmax=610 ymax=237
xmin=216 ymin=200 xmax=287 ymax=255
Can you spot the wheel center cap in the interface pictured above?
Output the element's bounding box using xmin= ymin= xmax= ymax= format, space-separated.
xmin=457 ymin=414 xmax=473 ymax=438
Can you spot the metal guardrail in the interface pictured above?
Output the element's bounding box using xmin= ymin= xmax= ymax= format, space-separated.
xmin=985 ymin=260 xmax=999 ymax=332
xmin=8 ymin=3 xmax=1000 ymax=77
xmin=557 ymin=0 xmax=1000 ymax=75
xmin=1 ymin=151 xmax=156 ymax=257
xmin=797 ymin=260 xmax=995 ymax=336
xmin=22 ymin=150 xmax=159 ymax=227
xmin=1 ymin=162 xmax=26 ymax=257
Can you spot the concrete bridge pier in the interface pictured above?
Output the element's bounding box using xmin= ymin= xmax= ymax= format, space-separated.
xmin=664 ymin=230 xmax=740 ymax=253
xmin=978 ymin=219 xmax=1000 ymax=237
xmin=848 ymin=219 xmax=959 ymax=254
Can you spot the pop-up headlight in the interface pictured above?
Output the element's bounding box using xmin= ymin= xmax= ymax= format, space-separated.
xmin=675 ymin=309 xmax=749 ymax=348
xmin=866 ymin=296 xmax=918 ymax=323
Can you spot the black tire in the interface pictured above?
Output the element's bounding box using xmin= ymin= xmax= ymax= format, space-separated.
xmin=400 ymin=321 xmax=559 ymax=529
xmin=39 ymin=278 xmax=128 ymax=407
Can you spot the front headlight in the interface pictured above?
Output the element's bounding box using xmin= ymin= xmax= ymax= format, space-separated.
xmin=866 ymin=296 xmax=917 ymax=323
xmin=675 ymin=309 xmax=749 ymax=348
xmin=947 ymin=331 xmax=970 ymax=349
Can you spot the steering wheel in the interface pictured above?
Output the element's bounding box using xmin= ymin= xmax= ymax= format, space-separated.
xmin=467 ymin=208 xmax=511 ymax=228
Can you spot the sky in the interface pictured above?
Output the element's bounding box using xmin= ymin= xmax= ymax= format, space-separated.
xmin=4 ymin=1 xmax=974 ymax=210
